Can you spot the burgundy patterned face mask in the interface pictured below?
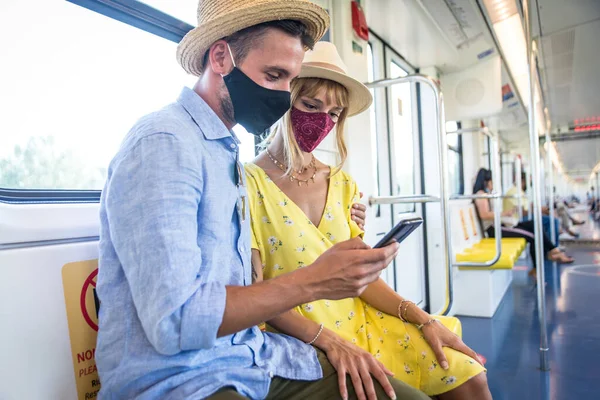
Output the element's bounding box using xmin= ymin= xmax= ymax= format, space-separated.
xmin=291 ymin=107 xmax=336 ymax=153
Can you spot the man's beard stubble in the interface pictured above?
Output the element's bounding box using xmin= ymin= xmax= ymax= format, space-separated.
xmin=219 ymin=83 xmax=236 ymax=126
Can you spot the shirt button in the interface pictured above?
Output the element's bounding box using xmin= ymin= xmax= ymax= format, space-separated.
xmin=240 ymin=247 xmax=245 ymax=253
xmin=268 ymin=371 xmax=274 ymax=378
xmin=230 ymin=143 xmax=237 ymax=149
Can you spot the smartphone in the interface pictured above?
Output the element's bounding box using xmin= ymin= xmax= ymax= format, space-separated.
xmin=373 ymin=217 xmax=423 ymax=248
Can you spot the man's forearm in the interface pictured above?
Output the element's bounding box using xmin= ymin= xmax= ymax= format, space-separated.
xmin=218 ymin=267 xmax=317 ymax=337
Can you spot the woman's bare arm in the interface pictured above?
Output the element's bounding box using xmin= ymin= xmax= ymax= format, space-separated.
xmin=359 ymin=278 xmax=429 ymax=324
xmin=359 ymin=278 xmax=482 ymax=368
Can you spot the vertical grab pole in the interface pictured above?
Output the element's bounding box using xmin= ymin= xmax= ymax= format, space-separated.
xmin=526 ymin=168 xmax=532 ymax=217
xmin=491 ymin=132 xmax=502 ymax=260
xmin=594 ymin=172 xmax=600 ymax=219
xmin=592 ymin=172 xmax=600 ymax=220
xmin=524 ymin=0 xmax=550 ymax=371
xmin=546 ymin=132 xmax=556 ymax=245
xmin=515 ymin=156 xmax=523 ymax=222
xmin=431 ymin=79 xmax=453 ymax=316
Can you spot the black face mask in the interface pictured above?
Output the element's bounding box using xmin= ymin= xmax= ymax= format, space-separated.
xmin=222 ymin=44 xmax=291 ymax=136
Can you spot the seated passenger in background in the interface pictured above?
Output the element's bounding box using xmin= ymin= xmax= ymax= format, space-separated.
xmin=554 ymin=192 xmax=585 ymax=238
xmin=556 ymin=201 xmax=580 ymax=238
xmin=503 ymin=172 xmax=561 ymax=244
xmin=246 ymin=42 xmax=491 ymax=400
xmin=474 ymin=168 xmax=573 ymax=279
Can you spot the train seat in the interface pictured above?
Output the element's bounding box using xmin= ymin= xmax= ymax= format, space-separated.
xmin=451 ymin=205 xmax=526 ymax=270
xmin=434 ymin=315 xmax=462 ymax=337
xmin=456 ymin=250 xmax=516 ymax=269
xmin=450 ymin=202 xmax=525 ymax=317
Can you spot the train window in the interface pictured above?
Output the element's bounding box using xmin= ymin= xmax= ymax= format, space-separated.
xmin=0 ymin=1 xmax=256 ymax=192
xmin=389 ymin=61 xmax=415 ymax=213
xmin=447 ymin=121 xmax=459 ymax=147
xmin=447 ymin=143 xmax=464 ymax=195
xmin=446 ymin=121 xmax=464 ymax=195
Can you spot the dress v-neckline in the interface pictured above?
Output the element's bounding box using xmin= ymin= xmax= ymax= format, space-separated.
xmin=249 ymin=163 xmax=333 ymax=231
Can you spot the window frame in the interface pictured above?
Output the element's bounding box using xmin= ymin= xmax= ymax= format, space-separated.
xmin=0 ymin=1 xmax=193 ymax=204
xmin=67 ymin=0 xmax=194 ymax=42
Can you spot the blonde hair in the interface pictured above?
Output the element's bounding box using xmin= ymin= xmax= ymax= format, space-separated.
xmin=261 ymin=77 xmax=350 ymax=177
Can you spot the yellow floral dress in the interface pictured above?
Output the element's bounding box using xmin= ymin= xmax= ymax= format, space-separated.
xmin=245 ymin=163 xmax=485 ymax=396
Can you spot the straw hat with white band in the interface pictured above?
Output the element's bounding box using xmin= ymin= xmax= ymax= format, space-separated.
xmin=177 ymin=0 xmax=330 ymax=77
xmin=299 ymin=41 xmax=373 ymax=116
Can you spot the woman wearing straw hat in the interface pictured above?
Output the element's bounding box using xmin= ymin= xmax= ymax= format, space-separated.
xmin=246 ymin=42 xmax=492 ymax=400
xmin=96 ymin=1 xmax=430 ymax=400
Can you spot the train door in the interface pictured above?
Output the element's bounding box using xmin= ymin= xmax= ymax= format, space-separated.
xmin=366 ymin=40 xmax=394 ymax=287
xmin=385 ymin=49 xmax=426 ymax=306
xmin=367 ymin=37 xmax=426 ymax=306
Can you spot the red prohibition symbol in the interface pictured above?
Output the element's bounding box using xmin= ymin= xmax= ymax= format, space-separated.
xmin=80 ymin=269 xmax=99 ymax=331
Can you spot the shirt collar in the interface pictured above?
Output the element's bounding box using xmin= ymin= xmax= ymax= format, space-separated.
xmin=177 ymin=87 xmax=232 ymax=141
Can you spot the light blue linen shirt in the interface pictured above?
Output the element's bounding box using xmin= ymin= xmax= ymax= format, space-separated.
xmin=96 ymin=87 xmax=322 ymax=399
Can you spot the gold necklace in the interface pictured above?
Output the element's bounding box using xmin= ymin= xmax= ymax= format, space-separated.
xmin=266 ymin=149 xmax=318 ymax=186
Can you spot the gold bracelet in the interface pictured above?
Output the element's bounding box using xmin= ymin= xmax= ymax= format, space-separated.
xmin=306 ymin=323 xmax=324 ymax=345
xmin=417 ymin=319 xmax=438 ymax=330
xmin=402 ymin=300 xmax=413 ymax=322
xmin=397 ymin=300 xmax=409 ymax=322
xmin=397 ymin=300 xmax=414 ymax=322
xmin=397 ymin=300 xmax=405 ymax=321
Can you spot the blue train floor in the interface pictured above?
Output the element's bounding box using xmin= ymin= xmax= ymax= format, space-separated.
xmin=460 ymin=218 xmax=600 ymax=399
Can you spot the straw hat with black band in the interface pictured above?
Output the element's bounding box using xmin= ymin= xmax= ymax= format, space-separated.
xmin=177 ymin=0 xmax=330 ymax=77
xmin=299 ymin=41 xmax=373 ymax=116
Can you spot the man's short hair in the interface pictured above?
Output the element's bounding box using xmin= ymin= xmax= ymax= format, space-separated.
xmin=202 ymin=19 xmax=314 ymax=70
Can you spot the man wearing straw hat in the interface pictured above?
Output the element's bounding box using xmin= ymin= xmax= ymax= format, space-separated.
xmin=96 ymin=1 xmax=429 ymax=399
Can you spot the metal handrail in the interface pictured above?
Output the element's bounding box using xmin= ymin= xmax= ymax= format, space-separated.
xmin=448 ymin=128 xmax=503 ymax=268
xmin=596 ymin=172 xmax=599 ymax=212
xmin=515 ymin=155 xmax=524 ymax=222
xmin=524 ymin=0 xmax=549 ymax=371
xmin=369 ymin=195 xmax=440 ymax=205
xmin=450 ymin=193 xmax=500 ymax=200
xmin=545 ymin=132 xmax=556 ymax=245
xmin=365 ymin=74 xmax=453 ymax=316
xmin=454 ymin=194 xmax=521 ymax=200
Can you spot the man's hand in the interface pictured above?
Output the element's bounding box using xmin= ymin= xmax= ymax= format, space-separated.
xmin=318 ymin=332 xmax=396 ymax=400
xmin=304 ymin=238 xmax=399 ymax=300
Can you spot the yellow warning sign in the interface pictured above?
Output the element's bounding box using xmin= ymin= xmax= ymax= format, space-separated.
xmin=62 ymin=260 xmax=102 ymax=400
